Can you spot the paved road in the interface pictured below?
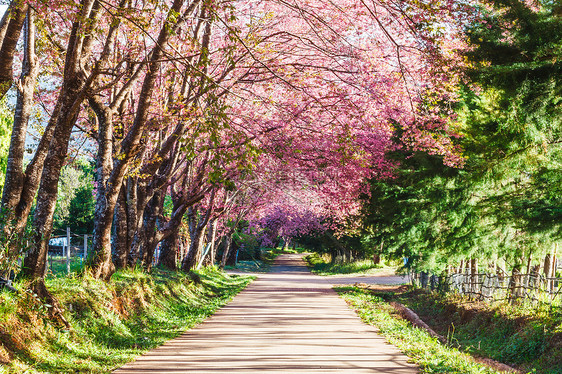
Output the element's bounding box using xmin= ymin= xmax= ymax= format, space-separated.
xmin=114 ymin=254 xmax=418 ymax=373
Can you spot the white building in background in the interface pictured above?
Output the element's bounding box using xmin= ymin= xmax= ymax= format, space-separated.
xmin=49 ymin=237 xmax=68 ymax=247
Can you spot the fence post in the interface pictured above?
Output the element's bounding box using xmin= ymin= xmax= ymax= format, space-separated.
xmin=83 ymin=234 xmax=88 ymax=263
xmin=66 ymin=227 xmax=71 ymax=275
xmin=420 ymin=271 xmax=428 ymax=288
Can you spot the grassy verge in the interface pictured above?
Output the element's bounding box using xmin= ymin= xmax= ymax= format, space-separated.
xmin=390 ymin=288 xmax=562 ymax=374
xmin=336 ymin=286 xmax=502 ymax=374
xmin=0 ymin=267 xmax=253 ymax=373
xmin=45 ymin=256 xmax=85 ymax=278
xmin=304 ymin=252 xmax=395 ymax=276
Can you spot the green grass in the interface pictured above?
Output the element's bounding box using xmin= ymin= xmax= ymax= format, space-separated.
xmin=45 ymin=256 xmax=85 ymax=278
xmin=336 ymin=286 xmax=502 ymax=374
xmin=304 ymin=252 xmax=393 ymax=276
xmin=0 ymin=267 xmax=253 ymax=373
xmin=392 ymin=289 xmax=562 ymax=374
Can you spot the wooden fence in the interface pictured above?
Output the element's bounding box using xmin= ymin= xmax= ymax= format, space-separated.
xmin=411 ymin=271 xmax=562 ymax=305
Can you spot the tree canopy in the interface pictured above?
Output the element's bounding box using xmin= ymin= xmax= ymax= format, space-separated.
xmin=0 ymin=0 xmax=559 ymax=296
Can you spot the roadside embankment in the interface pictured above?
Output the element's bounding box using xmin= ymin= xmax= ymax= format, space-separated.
xmin=338 ymin=285 xmax=562 ymax=374
xmin=0 ymin=267 xmax=253 ymax=373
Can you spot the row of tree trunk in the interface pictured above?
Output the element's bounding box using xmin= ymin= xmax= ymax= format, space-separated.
xmin=0 ymin=0 xmax=236 ymax=309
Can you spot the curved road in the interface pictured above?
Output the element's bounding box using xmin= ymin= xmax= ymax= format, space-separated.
xmin=114 ymin=253 xmax=418 ymax=373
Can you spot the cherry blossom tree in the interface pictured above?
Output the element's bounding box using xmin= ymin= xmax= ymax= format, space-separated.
xmin=0 ymin=0 xmax=29 ymax=98
xmin=0 ymin=0 xmax=473 ymax=285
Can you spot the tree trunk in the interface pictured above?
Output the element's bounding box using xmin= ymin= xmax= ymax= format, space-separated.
xmin=509 ymin=263 xmax=522 ymax=304
xmin=220 ymin=233 xmax=233 ymax=269
xmin=530 ymin=264 xmax=541 ymax=291
xmin=156 ymin=185 xmax=201 ymax=270
xmin=88 ymin=90 xmax=116 ymax=278
xmin=127 ymin=178 xmax=150 ymax=269
xmin=180 ymin=190 xmax=215 ymax=271
xmin=113 ymin=188 xmax=129 ymax=269
xmin=141 ymin=190 xmax=165 ymax=271
xmin=126 ymin=177 xmax=139 ymax=267
xmin=544 ymin=253 xmax=553 ymax=292
xmin=418 ymin=273 xmax=426 ymax=289
xmin=470 ymin=258 xmax=478 ymax=294
xmin=159 ymin=229 xmax=179 ymax=270
xmin=205 ymin=219 xmax=217 ymax=267
xmin=0 ymin=8 xmax=37 ymax=266
xmin=89 ymin=167 xmax=119 ymax=279
xmin=526 ymin=252 xmax=533 ymax=274
xmin=125 ymin=173 xmax=169 ymax=268
xmin=181 ymin=206 xmax=204 ymax=272
xmin=282 ymin=237 xmax=290 ymax=251
xmin=552 ymin=242 xmax=558 ymax=280
xmin=1 ymin=101 xmax=60 ymax=249
xmin=0 ymin=0 xmax=29 ymax=98
xmin=21 ymin=93 xmax=84 ymax=281
xmin=182 ymin=224 xmax=205 ymax=271
xmin=373 ymin=240 xmax=383 ymax=265
xmin=89 ymin=0 xmax=189 ymax=279
xmin=20 ymin=0 xmax=99 ymax=281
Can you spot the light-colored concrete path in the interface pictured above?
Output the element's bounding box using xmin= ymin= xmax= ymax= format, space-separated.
xmin=113 ymin=253 xmax=418 ymax=373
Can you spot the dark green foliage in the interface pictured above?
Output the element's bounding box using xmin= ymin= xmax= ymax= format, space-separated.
xmin=52 ymin=160 xmax=96 ymax=234
xmin=360 ymin=151 xmax=476 ymax=272
xmin=64 ymin=185 xmax=95 ymax=235
xmin=295 ymin=228 xmax=368 ymax=262
xmin=232 ymin=227 xmax=261 ymax=261
xmin=464 ymin=0 xmax=562 ymax=236
xmin=359 ymin=0 xmax=562 ymax=273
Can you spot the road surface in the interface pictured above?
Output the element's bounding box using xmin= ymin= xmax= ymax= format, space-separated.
xmin=114 ymin=253 xmax=418 ymax=373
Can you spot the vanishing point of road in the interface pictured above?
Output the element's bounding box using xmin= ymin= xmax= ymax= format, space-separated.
xmin=114 ymin=253 xmax=418 ymax=373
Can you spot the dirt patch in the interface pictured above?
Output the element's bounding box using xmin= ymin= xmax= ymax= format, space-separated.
xmin=0 ymin=343 xmax=11 ymax=364
xmin=111 ymin=295 xmax=129 ymax=317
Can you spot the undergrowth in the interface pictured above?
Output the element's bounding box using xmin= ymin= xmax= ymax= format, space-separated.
xmin=304 ymin=252 xmax=390 ymax=275
xmin=336 ymin=286 xmax=502 ymax=374
xmin=0 ymin=267 xmax=253 ymax=373
xmin=393 ymin=289 xmax=562 ymax=374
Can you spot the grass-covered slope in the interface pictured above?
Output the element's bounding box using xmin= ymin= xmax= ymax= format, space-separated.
xmin=339 ymin=285 xmax=562 ymax=374
xmin=337 ymin=286 xmax=502 ymax=374
xmin=392 ymin=289 xmax=562 ymax=374
xmin=0 ymin=267 xmax=253 ymax=373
